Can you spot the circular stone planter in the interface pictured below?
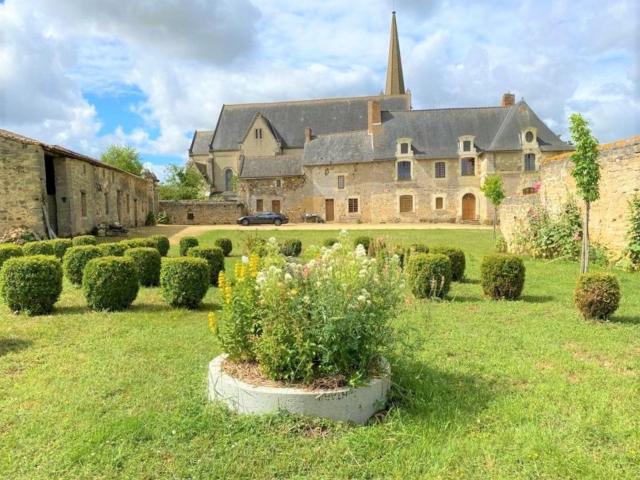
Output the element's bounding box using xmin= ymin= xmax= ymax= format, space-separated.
xmin=208 ymin=354 xmax=390 ymax=425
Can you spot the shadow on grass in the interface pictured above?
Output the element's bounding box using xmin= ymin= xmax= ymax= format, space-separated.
xmin=460 ymin=278 xmax=480 ymax=285
xmin=609 ymin=315 xmax=640 ymax=325
xmin=521 ymin=295 xmax=555 ymax=304
xmin=448 ymin=294 xmax=485 ymax=303
xmin=0 ymin=338 xmax=32 ymax=357
xmin=54 ymin=304 xmax=90 ymax=316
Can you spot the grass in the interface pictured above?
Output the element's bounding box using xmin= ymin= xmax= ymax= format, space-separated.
xmin=1 ymin=228 xmax=639 ymax=479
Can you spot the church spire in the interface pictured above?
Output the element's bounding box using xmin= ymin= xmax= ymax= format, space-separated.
xmin=385 ymin=11 xmax=405 ymax=96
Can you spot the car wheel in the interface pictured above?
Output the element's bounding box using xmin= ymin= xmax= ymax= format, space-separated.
xmin=274 ymin=219 xmax=282 ymax=226
xmin=242 ymin=219 xmax=249 ymax=226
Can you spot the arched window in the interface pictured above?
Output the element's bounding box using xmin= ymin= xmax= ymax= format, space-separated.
xmin=224 ymin=169 xmax=233 ymax=191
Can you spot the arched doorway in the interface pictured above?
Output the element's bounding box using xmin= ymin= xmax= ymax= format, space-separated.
xmin=462 ymin=193 xmax=476 ymax=221
xmin=224 ymin=169 xmax=233 ymax=192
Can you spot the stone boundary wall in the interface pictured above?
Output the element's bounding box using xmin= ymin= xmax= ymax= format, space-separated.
xmin=500 ymin=135 xmax=640 ymax=253
xmin=159 ymin=200 xmax=246 ymax=225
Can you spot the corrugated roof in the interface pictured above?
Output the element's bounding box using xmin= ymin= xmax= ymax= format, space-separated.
xmin=189 ymin=130 xmax=214 ymax=155
xmin=239 ymin=154 xmax=303 ymax=179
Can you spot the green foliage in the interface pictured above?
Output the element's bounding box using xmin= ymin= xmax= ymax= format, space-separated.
xmin=72 ymin=235 xmax=97 ymax=246
xmin=145 ymin=211 xmax=156 ymax=226
xmin=122 ymin=238 xmax=156 ymax=251
xmin=569 ymin=114 xmax=600 ymax=204
xmin=481 ymin=174 xmax=506 ymax=206
xmin=626 ymin=194 xmax=640 ymax=269
xmin=495 ymin=234 xmax=508 ymax=253
xmin=431 ymin=246 xmax=465 ymax=281
xmin=83 ymin=257 xmax=139 ymax=311
xmin=150 ymin=235 xmax=170 ymax=257
xmin=155 ymin=211 xmax=169 ymax=224
xmin=481 ymin=254 xmax=525 ymax=300
xmin=49 ymin=239 xmax=72 ymax=259
xmin=322 ymin=238 xmax=338 ymax=247
xmin=214 ymin=238 xmax=233 ymax=256
xmin=158 ymin=165 xmax=207 ymax=200
xmin=63 ymin=246 xmax=102 ymax=285
xmin=22 ymin=240 xmax=54 ymax=257
xmin=0 ymin=255 xmax=62 ymax=315
xmin=0 ymin=244 xmax=23 ymax=270
xmin=410 ymin=243 xmax=429 ymax=253
xmin=574 ymin=273 xmax=620 ymax=320
xmin=179 ymin=236 xmax=199 ymax=256
xmin=243 ymin=234 xmax=268 ymax=257
xmin=280 ymin=239 xmax=302 ymax=257
xmin=187 ymin=246 xmax=225 ymax=286
xmin=100 ymin=145 xmax=143 ymax=176
xmin=125 ymin=247 xmax=161 ymax=287
xmin=353 ymin=235 xmax=372 ymax=253
xmin=97 ymin=242 xmax=128 ymax=256
xmin=406 ymin=253 xmax=452 ymax=299
xmin=160 ymin=257 xmax=210 ymax=309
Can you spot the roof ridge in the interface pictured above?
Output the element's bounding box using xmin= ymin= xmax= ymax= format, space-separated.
xmin=488 ymin=102 xmax=521 ymax=150
xmin=392 ymin=105 xmax=507 ymax=113
xmin=223 ymin=93 xmax=410 ymax=108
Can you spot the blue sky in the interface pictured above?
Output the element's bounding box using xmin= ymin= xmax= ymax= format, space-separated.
xmin=1 ymin=0 xmax=638 ymax=180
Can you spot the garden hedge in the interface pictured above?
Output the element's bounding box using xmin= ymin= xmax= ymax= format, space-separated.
xmin=406 ymin=253 xmax=452 ymax=299
xmin=122 ymin=238 xmax=157 ymax=250
xmin=83 ymin=256 xmax=139 ymax=311
xmin=97 ymin=242 xmax=128 ymax=257
xmin=0 ymin=244 xmax=23 ymax=270
xmin=574 ymin=273 xmax=621 ymax=320
xmin=280 ymin=239 xmax=302 ymax=257
xmin=410 ymin=243 xmax=429 ymax=254
xmin=188 ymin=246 xmax=225 ymax=286
xmin=63 ymin=246 xmax=102 ymax=285
xmin=72 ymin=235 xmax=97 ymax=246
xmin=150 ymin=235 xmax=170 ymax=257
xmin=431 ymin=246 xmax=466 ymax=281
xmin=0 ymin=255 xmax=63 ymax=315
xmin=22 ymin=240 xmax=54 ymax=257
xmin=323 ymin=238 xmax=338 ymax=248
xmin=353 ymin=236 xmax=372 ymax=253
xmin=125 ymin=247 xmax=161 ymax=287
xmin=480 ymin=254 xmax=525 ymax=300
xmin=179 ymin=236 xmax=199 ymax=256
xmin=214 ymin=238 xmax=233 ymax=257
xmin=160 ymin=257 xmax=210 ymax=309
xmin=50 ymin=239 xmax=73 ymax=259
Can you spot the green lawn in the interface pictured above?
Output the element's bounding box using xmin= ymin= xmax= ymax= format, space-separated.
xmin=1 ymin=228 xmax=639 ymax=479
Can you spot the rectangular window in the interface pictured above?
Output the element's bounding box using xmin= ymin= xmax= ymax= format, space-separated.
xmin=435 ymin=162 xmax=446 ymax=178
xmin=104 ymin=193 xmax=109 ymax=215
xmin=400 ymin=143 xmax=409 ymax=154
xmin=463 ymin=140 xmax=472 ymax=152
xmin=397 ymin=161 xmax=412 ymax=181
xmin=255 ymin=128 xmax=263 ymax=139
xmin=80 ymin=191 xmax=87 ymax=217
xmin=348 ymin=198 xmax=359 ymax=213
xmin=435 ymin=197 xmax=444 ymax=209
xmin=399 ymin=195 xmax=413 ymax=213
xmin=337 ymin=175 xmax=345 ymax=189
xmin=275 ymin=179 xmax=282 ymax=188
xmin=524 ymin=153 xmax=536 ymax=171
xmin=256 ymin=199 xmax=263 ymax=212
xmin=461 ymin=158 xmax=475 ymax=176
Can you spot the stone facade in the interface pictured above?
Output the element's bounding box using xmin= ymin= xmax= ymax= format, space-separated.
xmin=499 ymin=136 xmax=640 ymax=253
xmin=158 ymin=200 xmax=246 ymax=225
xmin=0 ymin=130 xmax=158 ymax=239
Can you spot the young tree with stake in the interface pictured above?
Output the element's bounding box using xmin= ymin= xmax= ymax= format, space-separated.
xmin=481 ymin=174 xmax=505 ymax=241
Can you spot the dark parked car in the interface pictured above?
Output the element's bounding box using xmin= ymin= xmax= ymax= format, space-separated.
xmin=237 ymin=212 xmax=289 ymax=226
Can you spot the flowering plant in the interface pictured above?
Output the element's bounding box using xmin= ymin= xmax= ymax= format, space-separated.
xmin=211 ymin=233 xmax=403 ymax=385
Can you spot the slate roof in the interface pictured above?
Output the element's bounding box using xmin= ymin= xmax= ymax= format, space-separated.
xmin=190 ymin=130 xmax=214 ymax=155
xmin=303 ymin=131 xmax=374 ymax=166
xmin=211 ymin=94 xmax=411 ymax=151
xmin=239 ymin=154 xmax=303 ymax=179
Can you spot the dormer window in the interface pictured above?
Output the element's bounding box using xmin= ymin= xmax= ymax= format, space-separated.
xmin=255 ymin=128 xmax=263 ymax=139
xmin=396 ymin=138 xmax=413 ymax=157
xmin=400 ymin=143 xmax=409 ymax=154
xmin=525 ymin=131 xmax=534 ymax=143
xmin=458 ymin=135 xmax=475 ymax=154
xmin=522 ymin=128 xmax=537 ymax=146
xmin=463 ymin=140 xmax=471 ymax=152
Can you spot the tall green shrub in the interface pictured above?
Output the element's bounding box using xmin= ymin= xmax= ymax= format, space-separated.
xmin=481 ymin=254 xmax=525 ymax=300
xmin=406 ymin=253 xmax=452 ymax=299
xmin=214 ymin=238 xmax=233 ymax=257
xmin=83 ymin=257 xmax=139 ymax=311
xmin=0 ymin=244 xmax=23 ymax=271
xmin=0 ymin=256 xmax=63 ymax=315
xmin=280 ymin=239 xmax=302 ymax=257
xmin=179 ymin=236 xmax=199 ymax=256
xmin=574 ymin=273 xmax=620 ymax=320
xmin=22 ymin=241 xmax=54 ymax=257
xmin=63 ymin=246 xmax=102 ymax=285
xmin=188 ymin=247 xmax=225 ymax=286
xmin=50 ymin=239 xmax=73 ymax=259
xmin=125 ymin=247 xmax=161 ymax=287
xmin=72 ymin=235 xmax=97 ymax=246
xmin=160 ymin=258 xmax=209 ymax=308
xmin=150 ymin=235 xmax=170 ymax=257
xmin=431 ymin=246 xmax=465 ymax=281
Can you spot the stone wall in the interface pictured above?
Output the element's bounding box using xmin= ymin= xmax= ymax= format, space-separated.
xmin=159 ymin=200 xmax=246 ymax=225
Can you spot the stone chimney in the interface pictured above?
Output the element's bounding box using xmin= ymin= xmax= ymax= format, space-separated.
xmin=501 ymin=93 xmax=516 ymax=107
xmin=368 ymin=100 xmax=381 ymax=135
xmin=304 ymin=127 xmax=312 ymax=143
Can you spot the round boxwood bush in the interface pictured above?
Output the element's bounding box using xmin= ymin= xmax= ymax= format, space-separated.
xmin=410 ymin=243 xmax=429 ymax=254
xmin=280 ymin=239 xmax=302 ymax=257
xmin=72 ymin=235 xmax=97 ymax=246
xmin=323 ymin=238 xmax=338 ymax=247
xmin=150 ymin=235 xmax=170 ymax=257
xmin=98 ymin=242 xmax=128 ymax=256
xmin=214 ymin=238 xmax=233 ymax=257
xmin=406 ymin=253 xmax=452 ymax=299
xmin=0 ymin=255 xmax=63 ymax=315
xmin=353 ymin=236 xmax=372 ymax=253
xmin=480 ymin=254 xmax=526 ymax=300
xmin=63 ymin=245 xmax=102 ymax=285
xmin=431 ymin=246 xmax=466 ymax=281
xmin=574 ymin=273 xmax=621 ymax=320
xmin=160 ymin=257 xmax=209 ymax=308
xmin=125 ymin=247 xmax=161 ymax=287
xmin=50 ymin=239 xmax=72 ymax=259
xmin=179 ymin=236 xmax=199 ymax=256
xmin=188 ymin=246 xmax=225 ymax=286
xmin=83 ymin=256 xmax=139 ymax=311
xmin=122 ymin=238 xmax=156 ymax=250
xmin=0 ymin=244 xmax=23 ymax=271
xmin=22 ymin=240 xmax=54 ymax=257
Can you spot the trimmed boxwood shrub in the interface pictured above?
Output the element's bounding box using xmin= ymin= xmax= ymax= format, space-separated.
xmin=150 ymin=235 xmax=170 ymax=257
xmin=215 ymin=238 xmax=233 ymax=257
xmin=50 ymin=239 xmax=72 ymax=259
xmin=480 ymin=254 xmax=525 ymax=300
xmin=83 ymin=256 xmax=139 ymax=311
xmin=410 ymin=243 xmax=429 ymax=253
xmin=280 ymin=239 xmax=302 ymax=257
xmin=406 ymin=253 xmax=452 ymax=299
xmin=0 ymin=244 xmax=23 ymax=270
xmin=323 ymin=238 xmax=338 ymax=247
xmin=431 ymin=246 xmax=466 ymax=281
xmin=63 ymin=246 xmax=102 ymax=285
xmin=22 ymin=240 xmax=54 ymax=257
xmin=574 ymin=273 xmax=621 ymax=320
xmin=160 ymin=257 xmax=209 ymax=308
xmin=0 ymin=255 xmax=63 ymax=315
xmin=179 ymin=236 xmax=199 ymax=256
xmin=125 ymin=247 xmax=161 ymax=287
xmin=122 ymin=238 xmax=156 ymax=250
xmin=72 ymin=235 xmax=97 ymax=246
xmin=98 ymin=242 xmax=128 ymax=256
xmin=188 ymin=246 xmax=225 ymax=286
xmin=353 ymin=236 xmax=372 ymax=253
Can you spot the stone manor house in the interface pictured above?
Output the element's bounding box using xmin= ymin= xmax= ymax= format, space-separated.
xmin=189 ymin=12 xmax=574 ymax=224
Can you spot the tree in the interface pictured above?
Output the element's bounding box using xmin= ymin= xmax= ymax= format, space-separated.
xmin=481 ymin=174 xmax=505 ymax=240
xmin=569 ymin=113 xmax=600 ymax=274
xmin=101 ymin=145 xmax=144 ymax=176
xmin=158 ymin=164 xmax=207 ymax=200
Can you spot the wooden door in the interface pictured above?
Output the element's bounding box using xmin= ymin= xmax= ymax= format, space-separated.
xmin=271 ymin=200 xmax=281 ymax=213
xmin=325 ymin=199 xmax=334 ymax=222
xmin=462 ymin=194 xmax=476 ymax=220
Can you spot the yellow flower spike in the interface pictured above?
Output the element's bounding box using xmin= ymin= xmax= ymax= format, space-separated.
xmin=249 ymin=253 xmax=260 ymax=277
xmin=207 ymin=312 xmax=217 ymax=334
xmin=218 ymin=271 xmax=226 ymax=290
xmin=224 ymin=285 xmax=233 ymax=304
xmin=234 ymin=262 xmax=242 ymax=279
